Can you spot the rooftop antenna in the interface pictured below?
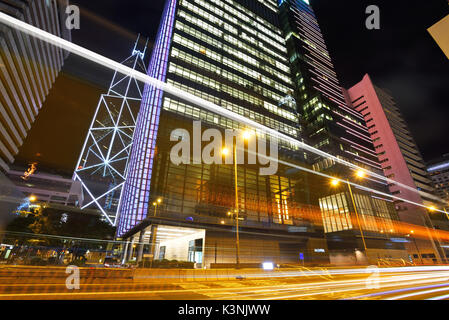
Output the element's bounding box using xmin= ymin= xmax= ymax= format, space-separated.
xmin=132 ymin=33 xmax=148 ymax=60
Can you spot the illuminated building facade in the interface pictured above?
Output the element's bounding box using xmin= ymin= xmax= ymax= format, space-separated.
xmin=347 ymin=74 xmax=446 ymax=264
xmin=118 ymin=0 xmax=301 ymax=236
xmin=0 ymin=0 xmax=71 ymax=172
xmin=117 ymin=0 xmax=406 ymax=266
xmin=278 ymin=0 xmax=383 ymax=175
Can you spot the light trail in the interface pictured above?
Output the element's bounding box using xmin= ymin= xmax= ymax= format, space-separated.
xmin=211 ymin=273 xmax=449 ymax=300
xmin=263 ymin=273 xmax=449 ymax=300
xmin=427 ymin=293 xmax=449 ymax=300
xmin=250 ymin=148 xmax=448 ymax=218
xmin=0 ymin=12 xmax=445 ymax=211
xmin=387 ymin=285 xmax=449 ymax=300
xmin=1 ymin=267 xmax=449 ymax=300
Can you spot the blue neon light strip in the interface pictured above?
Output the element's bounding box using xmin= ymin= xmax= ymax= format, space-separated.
xmin=117 ymin=0 xmax=178 ymax=236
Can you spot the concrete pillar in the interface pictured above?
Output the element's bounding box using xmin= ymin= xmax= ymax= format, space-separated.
xmin=137 ymin=230 xmax=146 ymax=263
xmin=149 ymin=225 xmax=158 ymax=261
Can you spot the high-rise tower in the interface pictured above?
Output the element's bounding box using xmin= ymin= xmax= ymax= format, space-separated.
xmin=117 ymin=0 xmax=300 ymax=236
xmin=73 ymin=40 xmax=147 ymax=224
xmin=0 ymin=0 xmax=71 ymax=172
xmin=278 ymin=0 xmax=382 ymax=175
xmin=347 ymin=74 xmax=446 ymax=264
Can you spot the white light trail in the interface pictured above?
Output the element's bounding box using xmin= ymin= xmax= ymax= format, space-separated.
xmin=0 ymin=12 xmax=444 ymax=209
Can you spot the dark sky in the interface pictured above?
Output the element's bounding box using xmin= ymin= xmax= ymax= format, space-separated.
xmin=17 ymin=0 xmax=449 ymax=174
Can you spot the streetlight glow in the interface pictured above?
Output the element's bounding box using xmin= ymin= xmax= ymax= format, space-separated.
xmin=331 ymin=179 xmax=340 ymax=187
xmin=428 ymin=206 xmax=437 ymax=212
xmin=29 ymin=196 xmax=37 ymax=202
xmin=242 ymin=130 xmax=253 ymax=140
xmin=356 ymin=170 xmax=366 ymax=178
xmin=221 ymin=147 xmax=230 ymax=156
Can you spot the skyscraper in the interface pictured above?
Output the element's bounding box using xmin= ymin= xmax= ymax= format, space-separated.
xmin=278 ymin=0 xmax=383 ymax=176
xmin=347 ymin=74 xmax=445 ymax=264
xmin=0 ymin=0 xmax=71 ymax=172
xmin=116 ymin=0 xmax=405 ymax=267
xmin=73 ymin=40 xmax=148 ymax=225
xmin=118 ymin=0 xmax=300 ymax=236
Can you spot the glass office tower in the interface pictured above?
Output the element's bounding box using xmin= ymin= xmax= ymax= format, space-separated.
xmin=116 ymin=0 xmax=406 ymax=267
xmin=278 ymin=0 xmax=382 ymax=175
xmin=118 ymin=0 xmax=301 ymax=235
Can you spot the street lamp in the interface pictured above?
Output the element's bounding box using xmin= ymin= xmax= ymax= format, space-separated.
xmin=221 ymin=129 xmax=254 ymax=269
xmin=356 ymin=169 xmax=366 ymax=179
xmin=330 ymin=179 xmax=340 ymax=187
xmin=152 ymin=198 xmax=162 ymax=217
xmin=29 ymin=195 xmax=37 ymax=202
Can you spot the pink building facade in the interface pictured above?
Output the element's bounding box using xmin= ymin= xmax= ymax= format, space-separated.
xmin=346 ymin=74 xmax=445 ymax=264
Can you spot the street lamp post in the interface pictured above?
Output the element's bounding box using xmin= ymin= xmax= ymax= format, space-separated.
xmin=152 ymin=197 xmax=162 ymax=217
xmin=149 ymin=198 xmax=162 ymax=264
xmin=346 ymin=179 xmax=368 ymax=253
xmin=233 ymin=141 xmax=241 ymax=269
xmin=331 ymin=170 xmax=368 ymax=261
xmin=222 ymin=130 xmax=252 ymax=269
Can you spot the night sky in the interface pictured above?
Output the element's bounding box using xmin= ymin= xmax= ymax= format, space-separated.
xmin=16 ymin=0 xmax=449 ymax=175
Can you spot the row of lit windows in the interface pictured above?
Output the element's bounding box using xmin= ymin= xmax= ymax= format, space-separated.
xmin=354 ymin=194 xmax=395 ymax=232
xmin=224 ymin=33 xmax=290 ymax=74
xmin=171 ymin=49 xmax=297 ymax=122
xmin=240 ymin=32 xmax=287 ymax=64
xmin=171 ymin=46 xmax=292 ymax=105
xmin=168 ymin=61 xmax=296 ymax=123
xmin=319 ymin=193 xmax=353 ymax=233
xmin=185 ymin=0 xmax=285 ymax=46
xmin=319 ymin=192 xmax=395 ymax=234
xmin=163 ymin=96 xmax=299 ymax=143
xmin=255 ymin=0 xmax=278 ymax=13
xmin=172 ymin=29 xmax=292 ymax=93
xmin=173 ymin=17 xmax=292 ymax=84
xmin=221 ymin=0 xmax=280 ymax=31
xmin=168 ymin=79 xmax=296 ymax=130
xmin=221 ymin=99 xmax=299 ymax=137
xmin=168 ymin=62 xmax=270 ymax=107
xmin=179 ymin=0 xmax=288 ymax=70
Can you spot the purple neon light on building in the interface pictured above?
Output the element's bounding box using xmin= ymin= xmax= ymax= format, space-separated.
xmin=117 ymin=0 xmax=178 ymax=236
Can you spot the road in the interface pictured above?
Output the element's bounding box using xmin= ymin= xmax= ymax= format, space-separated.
xmin=1 ymin=266 xmax=449 ymax=300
